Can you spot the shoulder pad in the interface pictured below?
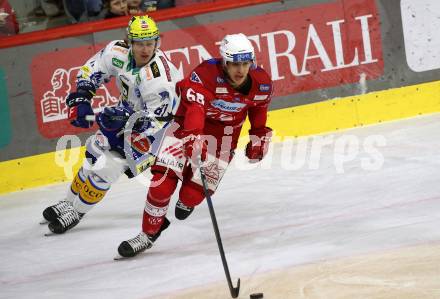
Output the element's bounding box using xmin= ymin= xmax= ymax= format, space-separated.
xmin=206 ymin=58 xmax=221 ymax=65
xmin=189 ymin=71 xmax=203 ymax=84
xmin=108 ymin=40 xmax=129 ymax=56
xmin=190 ymin=59 xmax=221 ymax=84
xmin=113 ymin=40 xmax=129 ymax=49
xmin=137 ymin=58 xmax=172 ymax=86
xmin=249 ymin=67 xmax=272 ymax=95
xmin=250 ymin=66 xmax=272 ymax=84
xmin=198 ymin=58 xmax=221 ymax=68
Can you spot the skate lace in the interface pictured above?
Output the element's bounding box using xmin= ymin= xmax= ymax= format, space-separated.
xmin=128 ymin=233 xmax=152 ymax=252
xmin=176 ymin=200 xmax=192 ymax=212
xmin=54 ymin=201 xmax=73 ymax=214
xmin=59 ymin=210 xmax=79 ymax=227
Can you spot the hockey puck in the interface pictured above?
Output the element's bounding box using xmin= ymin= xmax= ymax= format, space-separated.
xmin=250 ymin=293 xmax=263 ymax=299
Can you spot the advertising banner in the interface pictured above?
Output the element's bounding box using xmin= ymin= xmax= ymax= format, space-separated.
xmin=31 ymin=0 xmax=383 ymax=139
xmin=30 ymin=44 xmax=119 ymax=139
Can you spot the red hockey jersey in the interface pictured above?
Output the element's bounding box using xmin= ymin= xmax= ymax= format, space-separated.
xmin=176 ymin=58 xmax=273 ymax=148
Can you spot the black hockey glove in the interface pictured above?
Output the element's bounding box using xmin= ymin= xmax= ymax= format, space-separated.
xmin=66 ymin=81 xmax=95 ymax=128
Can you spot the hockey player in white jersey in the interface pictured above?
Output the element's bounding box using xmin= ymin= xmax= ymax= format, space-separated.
xmin=42 ymin=15 xmax=182 ymax=235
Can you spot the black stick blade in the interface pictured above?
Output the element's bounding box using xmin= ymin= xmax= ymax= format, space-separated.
xmin=231 ymin=278 xmax=240 ymax=298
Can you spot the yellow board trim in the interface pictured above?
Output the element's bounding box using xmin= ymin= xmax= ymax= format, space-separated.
xmin=242 ymin=80 xmax=440 ymax=138
xmin=1 ymin=80 xmax=440 ymax=194
xmin=0 ymin=147 xmax=86 ymax=194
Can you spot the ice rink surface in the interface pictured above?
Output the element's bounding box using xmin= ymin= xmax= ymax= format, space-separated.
xmin=1 ymin=113 xmax=440 ymax=299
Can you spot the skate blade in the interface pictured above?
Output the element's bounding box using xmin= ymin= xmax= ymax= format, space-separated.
xmin=114 ymin=255 xmax=130 ymax=261
xmin=39 ymin=219 xmax=49 ymax=225
xmin=44 ymin=228 xmax=59 ymax=236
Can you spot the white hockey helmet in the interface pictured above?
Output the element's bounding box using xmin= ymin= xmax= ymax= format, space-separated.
xmin=219 ymin=33 xmax=255 ymax=64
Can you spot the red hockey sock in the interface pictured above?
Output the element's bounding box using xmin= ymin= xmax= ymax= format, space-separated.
xmin=142 ymin=172 xmax=177 ymax=235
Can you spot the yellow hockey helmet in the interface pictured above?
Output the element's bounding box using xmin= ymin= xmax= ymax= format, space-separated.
xmin=127 ymin=15 xmax=160 ymax=42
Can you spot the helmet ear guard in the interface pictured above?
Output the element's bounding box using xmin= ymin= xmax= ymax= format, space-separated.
xmin=219 ymin=33 xmax=256 ymax=67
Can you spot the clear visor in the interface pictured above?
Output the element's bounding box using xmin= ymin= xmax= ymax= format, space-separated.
xmin=129 ymin=35 xmax=159 ymax=42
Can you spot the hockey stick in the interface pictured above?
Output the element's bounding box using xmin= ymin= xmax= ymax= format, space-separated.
xmin=85 ymin=114 xmax=173 ymax=122
xmin=199 ymin=164 xmax=240 ymax=298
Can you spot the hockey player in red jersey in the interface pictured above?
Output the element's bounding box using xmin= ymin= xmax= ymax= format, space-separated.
xmin=118 ymin=33 xmax=274 ymax=257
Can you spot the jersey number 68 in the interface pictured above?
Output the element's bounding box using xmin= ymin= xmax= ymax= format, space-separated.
xmin=186 ymin=88 xmax=205 ymax=105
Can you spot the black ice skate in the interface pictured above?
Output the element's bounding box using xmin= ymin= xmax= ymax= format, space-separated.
xmin=42 ymin=201 xmax=73 ymax=222
xmin=117 ymin=218 xmax=170 ymax=258
xmin=117 ymin=232 xmax=154 ymax=258
xmin=175 ymin=199 xmax=194 ymax=220
xmin=48 ymin=209 xmax=83 ymax=234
